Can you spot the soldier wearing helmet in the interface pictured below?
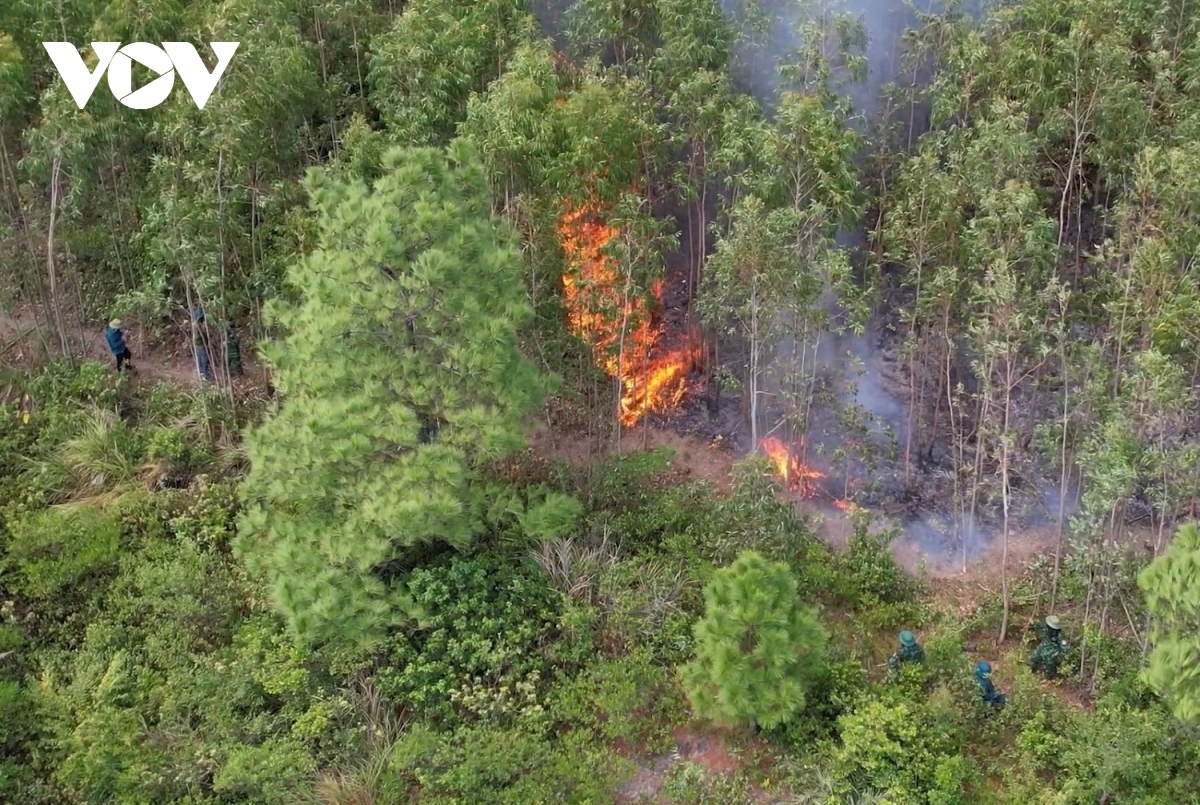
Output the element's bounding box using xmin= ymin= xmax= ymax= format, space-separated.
xmin=1028 ymin=615 xmax=1069 ymax=679
xmin=975 ymin=661 xmax=1007 ymax=708
xmin=887 ymin=630 xmax=925 ymax=680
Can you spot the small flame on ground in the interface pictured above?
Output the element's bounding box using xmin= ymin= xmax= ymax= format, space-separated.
xmin=559 ymin=204 xmax=694 ymax=426
xmin=759 ymin=436 xmax=824 ymax=496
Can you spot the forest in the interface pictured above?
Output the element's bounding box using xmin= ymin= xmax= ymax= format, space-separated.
xmin=1 ymin=0 xmax=1199 ymax=802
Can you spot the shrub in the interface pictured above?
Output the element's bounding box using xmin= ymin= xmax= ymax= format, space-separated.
xmin=549 ymin=649 xmax=684 ymax=752
xmin=595 ymin=556 xmax=695 ymax=662
xmin=833 ymin=697 xmax=969 ymax=804
xmin=377 ymin=552 xmax=560 ymax=726
xmin=390 ymin=723 xmax=620 ymax=804
xmin=836 ymin=514 xmax=918 ymax=608
xmin=211 ymin=737 xmax=316 ymax=805
xmin=3 ymin=505 xmax=122 ymax=603
xmin=768 ymin=647 xmax=869 ymax=747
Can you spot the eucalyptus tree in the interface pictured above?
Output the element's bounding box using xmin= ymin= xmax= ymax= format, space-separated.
xmin=697 ymin=194 xmax=798 ymax=447
xmin=368 ymin=0 xmax=538 ymax=147
xmin=753 ymin=87 xmax=862 ymax=454
xmin=878 ymin=141 xmax=967 ymax=484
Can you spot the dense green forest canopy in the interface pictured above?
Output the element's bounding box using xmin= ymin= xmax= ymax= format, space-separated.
xmin=1 ymin=0 xmax=1199 ymax=803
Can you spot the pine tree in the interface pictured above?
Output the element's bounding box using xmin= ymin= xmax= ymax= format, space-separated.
xmin=1138 ymin=523 xmax=1200 ymax=727
xmin=236 ymin=142 xmax=547 ymax=650
xmin=681 ymin=550 xmax=827 ymax=731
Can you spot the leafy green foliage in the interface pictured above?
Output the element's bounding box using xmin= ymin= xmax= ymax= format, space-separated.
xmin=549 ymin=648 xmax=685 ymax=752
xmin=390 ymin=722 xmax=621 ymax=804
xmin=833 ymin=697 xmax=971 ymax=805
xmin=833 ymin=513 xmax=924 ymax=632
xmin=1028 ymin=693 xmax=1200 ymax=805
xmin=376 ymin=552 xmax=560 ymax=726
xmin=1138 ymin=523 xmax=1200 ymax=726
xmin=681 ymin=550 xmax=827 ymax=730
xmin=3 ymin=505 xmax=121 ymax=605
xmin=237 ymin=144 xmax=557 ymax=649
xmin=369 ymin=0 xmax=536 ymax=146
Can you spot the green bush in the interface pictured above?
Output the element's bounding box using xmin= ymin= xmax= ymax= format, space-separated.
xmin=835 ymin=515 xmax=918 ymax=608
xmin=768 ymin=648 xmax=869 ymax=746
xmin=166 ymin=477 xmax=241 ymax=552
xmin=662 ymin=761 xmax=756 ymax=804
xmin=377 ymin=552 xmax=561 ymax=726
xmin=584 ymin=448 xmax=675 ymax=517
xmin=595 ymin=556 xmax=695 ymax=662
xmin=391 ymin=722 xmax=620 ymax=804
xmin=1052 ymin=698 xmax=1200 ymax=805
xmin=0 ymin=677 xmax=41 ymax=799
xmin=102 ymin=538 xmax=249 ymax=655
xmin=549 ymin=649 xmax=684 ymax=752
xmin=833 ymin=697 xmax=969 ymax=804
xmin=3 ymin=505 xmax=122 ymax=603
xmin=211 ymin=737 xmax=316 ymax=804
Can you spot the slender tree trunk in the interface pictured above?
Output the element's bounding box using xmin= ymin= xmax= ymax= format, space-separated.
xmin=46 ymin=158 xmax=71 ymax=359
xmin=1051 ymin=342 xmax=1071 ymax=609
xmin=750 ymin=279 xmax=759 ymax=448
xmin=999 ymin=361 xmax=1013 ymax=642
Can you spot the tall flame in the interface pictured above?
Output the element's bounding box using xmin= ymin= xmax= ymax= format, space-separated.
xmin=759 ymin=436 xmax=824 ymax=496
xmin=559 ymin=204 xmax=693 ymax=426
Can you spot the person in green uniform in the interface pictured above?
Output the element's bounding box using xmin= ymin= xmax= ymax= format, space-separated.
xmin=1028 ymin=615 xmax=1069 ymax=679
xmin=887 ymin=631 xmax=925 ymax=681
xmin=975 ymin=661 xmax=1007 ymax=708
xmin=224 ymin=323 xmax=243 ymax=377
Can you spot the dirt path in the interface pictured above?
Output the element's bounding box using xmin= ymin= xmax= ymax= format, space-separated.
xmin=1 ymin=305 xmax=266 ymax=392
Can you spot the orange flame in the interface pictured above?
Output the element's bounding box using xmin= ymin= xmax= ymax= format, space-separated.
xmin=759 ymin=436 xmax=824 ymax=496
xmin=559 ymin=204 xmax=693 ymax=426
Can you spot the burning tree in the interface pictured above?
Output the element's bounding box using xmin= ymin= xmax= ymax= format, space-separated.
xmin=759 ymin=436 xmax=825 ymax=497
xmin=558 ymin=196 xmax=692 ymax=428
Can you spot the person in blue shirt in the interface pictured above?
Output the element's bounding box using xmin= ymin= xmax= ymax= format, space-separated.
xmin=105 ymin=319 xmax=132 ymax=372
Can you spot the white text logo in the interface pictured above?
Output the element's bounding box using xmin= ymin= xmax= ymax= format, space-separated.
xmin=41 ymin=42 xmax=240 ymax=110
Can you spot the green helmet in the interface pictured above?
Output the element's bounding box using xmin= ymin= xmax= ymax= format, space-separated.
xmin=1046 ymin=615 xmax=1061 ymax=630
xmin=899 ymin=631 xmax=916 ymax=647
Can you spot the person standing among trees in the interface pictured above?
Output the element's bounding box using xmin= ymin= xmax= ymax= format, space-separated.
xmin=1028 ymin=615 xmax=1069 ymax=679
xmin=192 ymin=307 xmax=214 ymax=382
xmin=223 ymin=322 xmax=243 ymax=378
xmin=975 ymin=661 xmax=1007 ymax=708
xmin=887 ymin=630 xmax=924 ymax=681
xmin=104 ymin=319 xmax=133 ymax=372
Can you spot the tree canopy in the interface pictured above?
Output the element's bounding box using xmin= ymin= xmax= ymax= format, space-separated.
xmin=236 ymin=143 xmax=550 ymax=649
xmin=681 ymin=549 xmax=827 ymax=730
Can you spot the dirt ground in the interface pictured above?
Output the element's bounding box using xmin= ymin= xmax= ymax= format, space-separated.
xmin=616 ymin=726 xmax=772 ymax=804
xmin=1 ymin=304 xmax=266 ymax=392
xmin=529 ymin=420 xmax=1066 ymax=595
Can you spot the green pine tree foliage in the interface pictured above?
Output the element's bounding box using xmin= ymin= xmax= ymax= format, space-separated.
xmin=1138 ymin=522 xmax=1200 ymax=727
xmin=236 ymin=143 xmax=547 ymax=650
xmin=681 ymin=550 xmax=827 ymax=730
